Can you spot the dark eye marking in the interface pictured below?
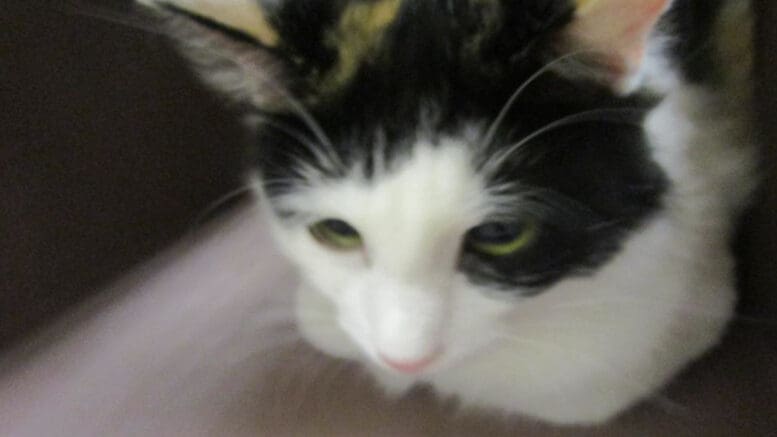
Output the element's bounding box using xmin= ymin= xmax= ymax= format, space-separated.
xmin=466 ymin=219 xmax=538 ymax=257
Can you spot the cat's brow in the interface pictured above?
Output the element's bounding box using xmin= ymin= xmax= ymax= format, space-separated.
xmin=480 ymin=50 xmax=592 ymax=151
xmin=480 ymin=107 xmax=647 ymax=175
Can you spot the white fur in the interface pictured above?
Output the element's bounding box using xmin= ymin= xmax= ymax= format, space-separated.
xmin=258 ymin=0 xmax=757 ymax=426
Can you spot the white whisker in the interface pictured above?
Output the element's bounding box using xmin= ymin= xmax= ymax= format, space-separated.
xmin=481 ymin=107 xmax=645 ymax=175
xmin=248 ymin=114 xmax=343 ymax=174
xmin=60 ymin=1 xmax=166 ymax=35
xmin=481 ymin=50 xmax=590 ymax=150
xmin=191 ymin=184 xmax=255 ymax=227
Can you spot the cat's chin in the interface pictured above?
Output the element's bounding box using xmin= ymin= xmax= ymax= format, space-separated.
xmin=366 ymin=369 xmax=419 ymax=398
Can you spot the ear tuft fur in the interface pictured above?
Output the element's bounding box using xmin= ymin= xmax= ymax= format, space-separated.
xmin=135 ymin=0 xmax=291 ymax=110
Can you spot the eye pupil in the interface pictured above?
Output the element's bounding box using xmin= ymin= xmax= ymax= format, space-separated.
xmin=309 ymin=219 xmax=362 ymax=251
xmin=323 ymin=219 xmax=358 ymax=236
xmin=467 ymin=219 xmax=537 ymax=257
xmin=473 ymin=223 xmax=522 ymax=243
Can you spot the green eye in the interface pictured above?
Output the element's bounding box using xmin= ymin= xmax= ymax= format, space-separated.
xmin=467 ymin=220 xmax=537 ymax=257
xmin=309 ymin=219 xmax=363 ymax=251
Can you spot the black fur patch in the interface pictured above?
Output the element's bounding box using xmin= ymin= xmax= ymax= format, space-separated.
xmin=157 ymin=0 xmax=679 ymax=293
xmin=664 ymin=0 xmax=727 ymax=84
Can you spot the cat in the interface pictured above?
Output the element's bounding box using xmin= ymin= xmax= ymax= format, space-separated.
xmin=135 ymin=0 xmax=757 ymax=425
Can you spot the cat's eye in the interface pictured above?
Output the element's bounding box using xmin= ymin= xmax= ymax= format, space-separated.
xmin=467 ymin=220 xmax=537 ymax=257
xmin=309 ymin=219 xmax=363 ymax=251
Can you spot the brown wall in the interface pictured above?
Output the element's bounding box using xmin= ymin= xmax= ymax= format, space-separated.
xmin=1 ymin=0 xmax=244 ymax=349
xmin=1 ymin=0 xmax=775 ymax=350
xmin=742 ymin=0 xmax=777 ymax=316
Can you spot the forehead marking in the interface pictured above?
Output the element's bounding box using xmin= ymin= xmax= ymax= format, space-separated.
xmin=320 ymin=0 xmax=403 ymax=94
xmin=574 ymin=0 xmax=598 ymax=14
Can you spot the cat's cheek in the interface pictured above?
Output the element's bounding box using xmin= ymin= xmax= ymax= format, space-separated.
xmin=295 ymin=283 xmax=361 ymax=360
xmin=454 ymin=283 xmax=541 ymax=360
xmin=273 ymin=226 xmax=364 ymax=300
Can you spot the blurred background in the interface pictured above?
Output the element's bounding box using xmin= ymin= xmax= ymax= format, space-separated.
xmin=0 ymin=0 xmax=248 ymax=350
xmin=1 ymin=0 xmax=775 ymax=353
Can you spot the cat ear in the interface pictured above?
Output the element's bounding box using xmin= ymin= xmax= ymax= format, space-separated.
xmin=559 ymin=0 xmax=672 ymax=93
xmin=136 ymin=0 xmax=291 ymax=110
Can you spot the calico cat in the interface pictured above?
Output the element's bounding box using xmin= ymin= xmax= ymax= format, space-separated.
xmin=136 ymin=0 xmax=757 ymax=425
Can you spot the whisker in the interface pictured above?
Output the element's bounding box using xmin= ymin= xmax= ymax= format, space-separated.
xmin=247 ymin=113 xmax=343 ymax=175
xmin=184 ymin=36 xmax=342 ymax=172
xmin=59 ymin=1 xmax=165 ymax=35
xmin=243 ymin=82 xmax=337 ymax=163
xmin=190 ymin=184 xmax=255 ymax=227
xmin=258 ymin=160 xmax=324 ymax=189
xmin=481 ymin=50 xmax=591 ymax=150
xmin=258 ymin=177 xmax=303 ymax=194
xmin=481 ymin=107 xmax=646 ymax=175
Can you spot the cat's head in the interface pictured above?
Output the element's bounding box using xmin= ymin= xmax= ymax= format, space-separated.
xmin=138 ymin=0 xmax=672 ymax=374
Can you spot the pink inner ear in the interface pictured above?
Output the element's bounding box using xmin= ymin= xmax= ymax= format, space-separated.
xmin=565 ymin=0 xmax=671 ymax=84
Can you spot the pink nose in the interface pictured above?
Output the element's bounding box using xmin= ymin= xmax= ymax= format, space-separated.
xmin=379 ymin=352 xmax=440 ymax=374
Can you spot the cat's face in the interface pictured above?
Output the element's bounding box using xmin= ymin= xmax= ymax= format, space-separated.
xmin=140 ymin=0 xmax=671 ymax=373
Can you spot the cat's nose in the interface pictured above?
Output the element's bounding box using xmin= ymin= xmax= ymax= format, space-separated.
xmin=379 ymin=350 xmax=441 ymax=374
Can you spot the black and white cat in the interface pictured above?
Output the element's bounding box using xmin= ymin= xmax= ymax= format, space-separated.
xmin=137 ymin=0 xmax=757 ymax=425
